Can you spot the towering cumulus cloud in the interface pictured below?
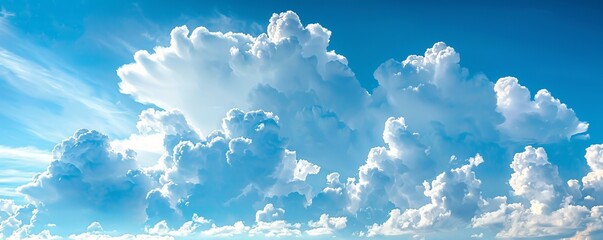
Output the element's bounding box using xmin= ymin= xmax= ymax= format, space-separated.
xmin=2 ymin=10 xmax=598 ymax=239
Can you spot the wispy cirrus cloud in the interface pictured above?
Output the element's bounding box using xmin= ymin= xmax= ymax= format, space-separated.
xmin=0 ymin=18 xmax=135 ymax=143
xmin=0 ymin=145 xmax=51 ymax=200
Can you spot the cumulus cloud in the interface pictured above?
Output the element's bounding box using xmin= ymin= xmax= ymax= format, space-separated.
xmin=17 ymin=129 xmax=152 ymax=233
xmin=248 ymin=220 xmax=301 ymax=237
xmin=305 ymin=214 xmax=347 ymax=236
xmin=371 ymin=42 xmax=502 ymax=145
xmin=0 ymin=200 xmax=38 ymax=239
xmin=474 ymin=200 xmax=591 ymax=238
xmin=249 ymin=204 xmax=301 ymax=238
xmin=117 ymin=10 xmax=368 ymax=138
xmin=113 ymin=12 xmax=590 ymax=238
xmin=494 ymin=77 xmax=588 ymax=143
xmin=346 ymin=116 xmax=435 ymax=213
xmin=201 ymin=221 xmax=250 ymax=237
xmin=1 ymin=9 xmax=596 ymax=240
xmin=116 ymin=10 xmax=374 ymax=185
xmin=136 ymin=108 xmax=321 ymax=226
xmin=256 ymin=204 xmax=285 ymax=223
xmin=583 ymin=144 xmax=603 ymax=206
xmin=202 ymin=203 xmax=303 ymax=238
xmin=367 ymin=155 xmax=485 ymax=236
xmin=473 ymin=146 xmax=603 ymax=239
xmin=508 ymin=146 xmax=565 ymax=205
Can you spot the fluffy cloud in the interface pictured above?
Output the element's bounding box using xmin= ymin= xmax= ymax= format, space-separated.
xmin=18 ymin=129 xmax=152 ymax=233
xmin=371 ymin=42 xmax=502 ymax=145
xmin=508 ymin=146 xmax=565 ymax=205
xmin=201 ymin=221 xmax=250 ymax=237
xmin=0 ymin=200 xmax=38 ymax=239
xmin=117 ymin=10 xmax=368 ymax=137
xmin=69 ymin=232 xmax=172 ymax=240
xmin=473 ymin=199 xmax=592 ymax=238
xmin=367 ymin=155 xmax=485 ymax=236
xmin=202 ymin=203 xmax=303 ymax=238
xmin=494 ymin=77 xmax=588 ymax=143
xmin=113 ymin=12 xmax=590 ymax=238
xmin=583 ymin=144 xmax=603 ymax=206
xmin=249 ymin=204 xmax=301 ymax=237
xmin=2 ymin=9 xmax=597 ymax=240
xmin=473 ymin=146 xmax=603 ymax=239
xmin=346 ymin=116 xmax=435 ymax=213
xmin=145 ymin=213 xmax=208 ymax=237
xmin=117 ymin=10 xmax=374 ymax=185
xmin=248 ymin=220 xmax=301 ymax=237
xmin=305 ymin=214 xmax=347 ymax=236
xmin=138 ymin=108 xmax=321 ymax=226
xmin=256 ymin=204 xmax=285 ymax=223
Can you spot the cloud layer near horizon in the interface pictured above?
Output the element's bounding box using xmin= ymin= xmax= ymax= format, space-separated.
xmin=1 ymin=10 xmax=598 ymax=239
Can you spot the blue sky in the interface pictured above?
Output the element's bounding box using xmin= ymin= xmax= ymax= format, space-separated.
xmin=1 ymin=0 xmax=603 ymax=239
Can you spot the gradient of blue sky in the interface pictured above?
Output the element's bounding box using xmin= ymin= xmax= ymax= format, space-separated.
xmin=1 ymin=0 xmax=603 ymax=239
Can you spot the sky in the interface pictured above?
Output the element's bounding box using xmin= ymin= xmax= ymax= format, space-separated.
xmin=1 ymin=0 xmax=603 ymax=239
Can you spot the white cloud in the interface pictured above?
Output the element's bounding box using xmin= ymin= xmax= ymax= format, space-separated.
xmin=582 ymin=144 xmax=603 ymax=206
xmin=86 ymin=222 xmax=103 ymax=232
xmin=509 ymin=146 xmax=564 ymax=205
xmin=112 ymin=13 xmax=592 ymax=238
xmin=367 ymin=155 xmax=485 ymax=236
xmin=116 ymin=10 xmax=371 ymax=183
xmin=200 ymin=204 xmax=305 ymax=238
xmin=371 ymin=42 xmax=503 ymax=147
xmin=346 ymin=116 xmax=434 ymax=213
xmin=69 ymin=232 xmax=173 ymax=240
xmin=249 ymin=221 xmax=301 ymax=237
xmin=473 ymin=199 xmax=591 ymax=238
xmin=473 ymin=146 xmax=603 ymax=239
xmin=293 ymin=159 xmax=321 ymax=181
xmin=0 ymin=202 xmax=39 ymax=240
xmin=111 ymin=133 xmax=164 ymax=167
xmin=201 ymin=221 xmax=250 ymax=237
xmin=586 ymin=144 xmax=603 ymax=171
xmin=139 ymin=108 xmax=321 ymax=226
xmin=117 ymin=10 xmax=365 ymax=136
xmin=2 ymin=9 xmax=597 ymax=239
xmin=494 ymin=77 xmax=588 ymax=143
xmin=17 ymin=129 xmax=152 ymax=232
xmin=470 ymin=232 xmax=483 ymax=238
xmin=144 ymin=213 xmax=209 ymax=237
xmin=255 ymin=204 xmax=285 ymax=223
xmin=305 ymin=214 xmax=347 ymax=236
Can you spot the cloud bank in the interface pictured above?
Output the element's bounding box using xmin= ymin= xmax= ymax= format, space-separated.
xmin=1 ymin=10 xmax=598 ymax=239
